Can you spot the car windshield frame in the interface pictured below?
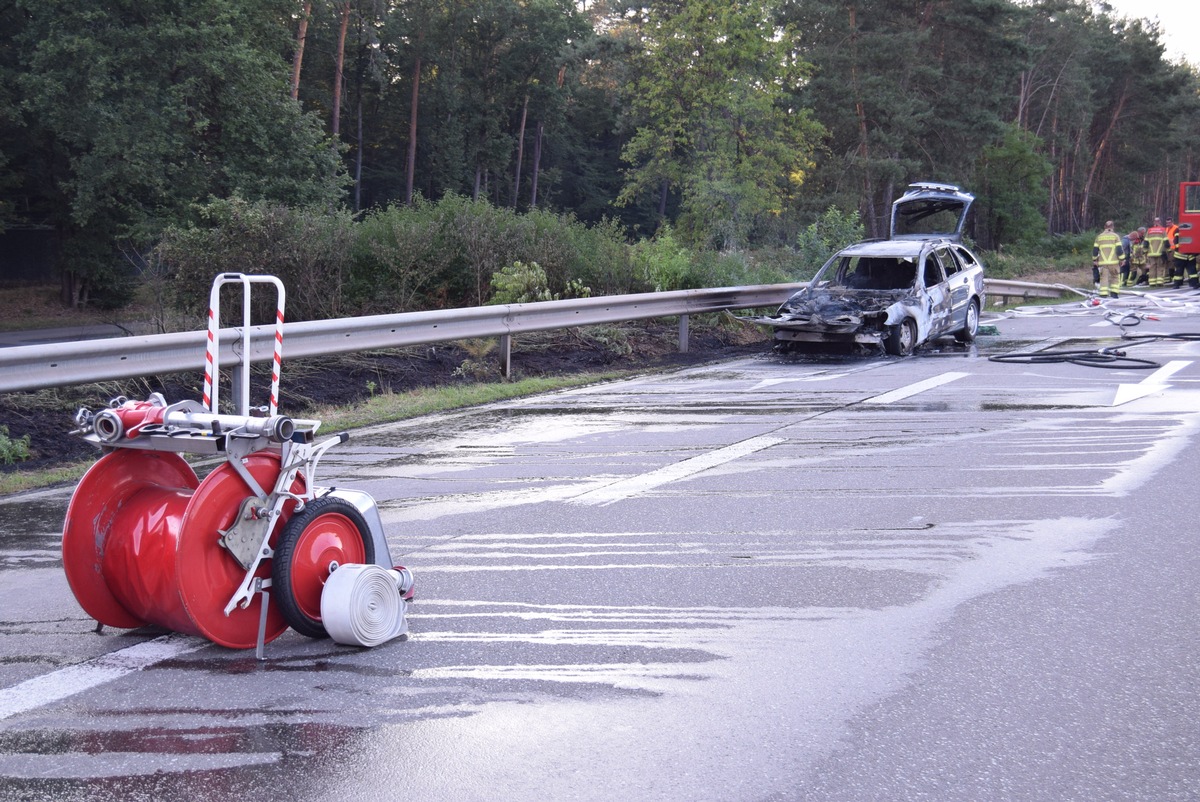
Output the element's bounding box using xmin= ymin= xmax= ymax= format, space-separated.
xmin=822 ymin=254 xmax=921 ymax=292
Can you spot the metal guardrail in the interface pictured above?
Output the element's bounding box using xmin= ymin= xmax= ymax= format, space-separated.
xmin=984 ymin=278 xmax=1080 ymax=304
xmin=0 ymin=278 xmax=1077 ymax=394
xmin=0 ymin=284 xmax=804 ymax=394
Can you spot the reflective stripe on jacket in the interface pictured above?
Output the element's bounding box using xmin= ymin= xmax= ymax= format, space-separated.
xmin=1093 ymin=231 xmax=1124 ymax=267
xmin=1146 ymin=226 xmax=1167 ymax=257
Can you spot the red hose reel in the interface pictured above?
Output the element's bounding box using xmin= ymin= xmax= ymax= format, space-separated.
xmin=63 ymin=449 xmax=302 ymax=648
xmin=61 ymin=274 xmax=410 ymax=652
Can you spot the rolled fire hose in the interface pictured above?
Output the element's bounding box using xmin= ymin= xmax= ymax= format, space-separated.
xmin=320 ymin=564 xmax=413 ymax=647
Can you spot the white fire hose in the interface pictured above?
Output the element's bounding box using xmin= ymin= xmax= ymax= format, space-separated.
xmin=320 ymin=564 xmax=413 ymax=647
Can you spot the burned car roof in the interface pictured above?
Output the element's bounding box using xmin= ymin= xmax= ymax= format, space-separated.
xmin=837 ymin=239 xmax=937 ymax=258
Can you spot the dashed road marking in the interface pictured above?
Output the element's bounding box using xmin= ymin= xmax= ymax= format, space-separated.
xmin=862 ymin=372 xmax=969 ymax=405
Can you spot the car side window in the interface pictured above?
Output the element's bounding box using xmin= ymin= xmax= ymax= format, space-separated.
xmin=923 ymin=253 xmax=945 ymax=288
xmin=938 ymin=247 xmax=962 ymax=276
xmin=951 ymin=245 xmax=977 ymax=269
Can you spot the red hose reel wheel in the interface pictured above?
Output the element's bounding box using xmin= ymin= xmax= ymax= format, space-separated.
xmin=272 ymin=497 xmax=375 ymax=639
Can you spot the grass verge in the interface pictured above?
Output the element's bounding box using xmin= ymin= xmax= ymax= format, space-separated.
xmin=312 ymin=371 xmax=627 ymax=430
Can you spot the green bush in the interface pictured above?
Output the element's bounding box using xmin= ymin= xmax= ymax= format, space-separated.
xmin=490 ymin=261 xmax=555 ymax=304
xmin=795 ymin=206 xmax=865 ymax=278
xmin=160 ymin=197 xmax=356 ymax=323
xmin=561 ymin=216 xmax=640 ymax=296
xmin=353 ymin=197 xmax=633 ymax=309
xmin=154 ymin=195 xmax=798 ymax=321
xmin=632 ymin=227 xmax=695 ymax=291
xmin=351 ymin=198 xmax=456 ymax=313
xmin=0 ymin=425 xmax=31 ymax=465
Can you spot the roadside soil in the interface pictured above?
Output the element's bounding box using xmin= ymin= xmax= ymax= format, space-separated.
xmin=0 ymin=288 xmax=772 ymax=475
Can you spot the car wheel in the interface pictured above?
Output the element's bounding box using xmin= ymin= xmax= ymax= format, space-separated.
xmin=954 ymin=299 xmax=980 ymax=343
xmin=884 ymin=318 xmax=917 ymax=356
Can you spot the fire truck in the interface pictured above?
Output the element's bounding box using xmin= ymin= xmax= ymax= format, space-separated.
xmin=1179 ymin=181 xmax=1200 ymax=255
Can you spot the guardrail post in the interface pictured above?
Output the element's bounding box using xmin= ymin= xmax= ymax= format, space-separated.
xmin=678 ymin=315 xmax=689 ymax=353
xmin=499 ymin=334 xmax=512 ymax=377
xmin=230 ymin=365 xmax=245 ymax=413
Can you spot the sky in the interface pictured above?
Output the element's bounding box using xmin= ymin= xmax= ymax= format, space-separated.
xmin=1097 ymin=0 xmax=1199 ymax=65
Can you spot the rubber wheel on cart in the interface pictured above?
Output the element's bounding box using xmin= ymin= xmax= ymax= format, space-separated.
xmin=272 ymin=496 xmax=375 ymax=638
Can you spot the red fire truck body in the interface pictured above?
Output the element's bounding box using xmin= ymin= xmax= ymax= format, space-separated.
xmin=1178 ymin=182 xmax=1200 ymax=256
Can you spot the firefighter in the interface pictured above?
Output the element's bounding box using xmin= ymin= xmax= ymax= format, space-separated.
xmin=1170 ymin=224 xmax=1198 ymax=289
xmin=1144 ymin=217 xmax=1169 ymax=286
xmin=1092 ymin=220 xmax=1124 ymax=298
xmin=1127 ymin=230 xmax=1148 ymax=287
xmin=1118 ymin=230 xmax=1136 ymax=287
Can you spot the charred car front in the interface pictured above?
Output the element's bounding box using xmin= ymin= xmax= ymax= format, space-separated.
xmin=760 ymin=183 xmax=985 ymax=355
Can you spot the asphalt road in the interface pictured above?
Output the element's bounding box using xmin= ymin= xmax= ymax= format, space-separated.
xmin=1 ymin=298 xmax=1199 ymax=801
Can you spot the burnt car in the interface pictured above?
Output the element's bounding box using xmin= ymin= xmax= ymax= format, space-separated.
xmin=761 ymin=183 xmax=985 ymax=355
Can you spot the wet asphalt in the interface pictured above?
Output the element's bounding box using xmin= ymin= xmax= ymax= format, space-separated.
xmin=1 ymin=297 xmax=1199 ymax=801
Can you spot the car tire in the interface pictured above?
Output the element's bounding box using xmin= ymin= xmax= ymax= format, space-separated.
xmin=884 ymin=318 xmax=917 ymax=356
xmin=954 ymin=299 xmax=980 ymax=343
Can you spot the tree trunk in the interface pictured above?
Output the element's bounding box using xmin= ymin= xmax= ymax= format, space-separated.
xmin=530 ymin=120 xmax=544 ymax=208
xmin=405 ymin=52 xmax=422 ymax=205
xmin=290 ymin=2 xmax=312 ymax=101
xmin=848 ymin=5 xmax=875 ymax=236
xmin=511 ymin=93 xmax=529 ymax=208
xmin=1080 ymin=82 xmax=1130 ymax=228
xmin=530 ymin=67 xmax=564 ymax=211
xmin=332 ymin=1 xmax=351 ymax=137
xmin=355 ymin=94 xmax=364 ymax=211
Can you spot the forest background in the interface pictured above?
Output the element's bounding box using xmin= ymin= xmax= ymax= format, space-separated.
xmin=1 ymin=0 xmax=1198 ymax=324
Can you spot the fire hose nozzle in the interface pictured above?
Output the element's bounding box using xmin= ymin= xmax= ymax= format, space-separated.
xmin=263 ymin=415 xmax=295 ymax=443
xmin=92 ymin=409 xmax=126 ymax=443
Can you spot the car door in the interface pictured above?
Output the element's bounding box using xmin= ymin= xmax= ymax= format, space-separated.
xmin=921 ymin=250 xmax=953 ymax=338
xmin=937 ymin=246 xmax=972 ymax=331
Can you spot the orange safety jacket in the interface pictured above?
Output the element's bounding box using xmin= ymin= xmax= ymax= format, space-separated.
xmin=1145 ymin=225 xmax=1168 ymax=257
xmin=1166 ymin=224 xmax=1180 ymax=253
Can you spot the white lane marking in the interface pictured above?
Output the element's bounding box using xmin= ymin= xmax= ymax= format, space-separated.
xmin=0 ymin=634 xmax=206 ymax=720
xmin=1144 ymin=361 xmax=1192 ymax=383
xmin=751 ymin=378 xmax=800 ymax=389
xmin=750 ymin=373 xmax=852 ymax=390
xmin=1112 ymin=360 xmax=1191 ymax=406
xmin=862 ymin=372 xmax=969 ymax=405
xmin=569 ymin=435 xmax=784 ymax=506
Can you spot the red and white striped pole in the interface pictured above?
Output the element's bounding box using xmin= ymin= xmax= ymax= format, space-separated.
xmin=269 ymin=294 xmax=285 ymax=416
xmin=202 ymin=286 xmax=222 ymax=413
xmin=201 ymin=274 xmax=287 ymax=416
